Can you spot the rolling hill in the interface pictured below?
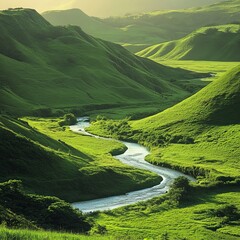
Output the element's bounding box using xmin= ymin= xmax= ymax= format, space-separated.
xmin=137 ymin=24 xmax=240 ymax=61
xmin=0 ymin=8 xmax=204 ymax=116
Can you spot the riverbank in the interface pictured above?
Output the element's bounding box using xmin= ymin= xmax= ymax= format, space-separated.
xmin=71 ymin=118 xmax=195 ymax=212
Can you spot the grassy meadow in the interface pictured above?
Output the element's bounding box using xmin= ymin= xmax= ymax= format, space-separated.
xmin=84 ymin=64 xmax=240 ymax=240
xmin=0 ymin=227 xmax=110 ymax=240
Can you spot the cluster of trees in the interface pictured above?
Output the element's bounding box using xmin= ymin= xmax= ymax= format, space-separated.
xmin=93 ymin=116 xmax=136 ymax=141
xmin=92 ymin=116 xmax=195 ymax=147
xmin=137 ymin=131 xmax=194 ymax=148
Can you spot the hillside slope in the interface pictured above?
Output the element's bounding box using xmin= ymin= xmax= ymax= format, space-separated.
xmin=0 ymin=8 xmax=203 ymax=116
xmin=134 ymin=66 xmax=240 ymax=128
xmin=137 ymin=24 xmax=240 ymax=61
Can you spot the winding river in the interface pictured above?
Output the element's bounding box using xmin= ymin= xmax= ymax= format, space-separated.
xmin=70 ymin=117 xmax=195 ymax=213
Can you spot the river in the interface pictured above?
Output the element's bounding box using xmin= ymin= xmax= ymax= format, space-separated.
xmin=70 ymin=117 xmax=195 ymax=213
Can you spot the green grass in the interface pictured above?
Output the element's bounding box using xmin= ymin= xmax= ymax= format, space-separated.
xmin=137 ymin=24 xmax=240 ymax=61
xmin=95 ymin=186 xmax=240 ymax=239
xmin=1 ymin=185 xmax=240 ymax=240
xmin=0 ymin=227 xmax=110 ymax=240
xmin=0 ymin=8 xmax=203 ymax=116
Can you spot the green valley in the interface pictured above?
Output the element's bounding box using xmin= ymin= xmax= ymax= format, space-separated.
xmin=0 ymin=1 xmax=240 ymax=240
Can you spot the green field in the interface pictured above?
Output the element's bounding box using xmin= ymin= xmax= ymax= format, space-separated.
xmin=0 ymin=227 xmax=108 ymax=240
xmin=153 ymin=61 xmax=239 ymax=78
xmin=84 ymin=63 xmax=240 ymax=240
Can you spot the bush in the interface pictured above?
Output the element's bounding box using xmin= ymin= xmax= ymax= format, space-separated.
xmin=168 ymin=177 xmax=191 ymax=204
xmin=46 ymin=201 xmax=91 ymax=232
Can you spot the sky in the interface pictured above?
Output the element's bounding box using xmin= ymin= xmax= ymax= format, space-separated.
xmin=0 ymin=0 xmax=224 ymax=17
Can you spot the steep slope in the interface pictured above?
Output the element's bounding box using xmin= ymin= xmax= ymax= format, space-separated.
xmin=0 ymin=8 xmax=203 ymax=116
xmin=99 ymin=0 xmax=240 ymax=51
xmin=134 ymin=65 xmax=240 ymax=128
xmin=137 ymin=24 xmax=240 ymax=61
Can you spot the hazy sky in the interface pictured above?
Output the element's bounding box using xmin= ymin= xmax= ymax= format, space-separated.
xmin=0 ymin=0 xmax=224 ymax=17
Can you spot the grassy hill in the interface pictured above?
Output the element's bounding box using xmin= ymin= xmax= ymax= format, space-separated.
xmin=98 ymin=0 xmax=240 ymax=52
xmin=134 ymin=65 xmax=240 ymax=128
xmin=137 ymin=24 xmax=240 ymax=61
xmin=131 ymin=65 xmax=240 ymax=180
xmin=0 ymin=8 xmax=204 ymax=116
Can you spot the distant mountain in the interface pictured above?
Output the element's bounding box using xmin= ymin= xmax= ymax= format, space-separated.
xmin=0 ymin=8 xmax=204 ymax=116
xmin=99 ymin=0 xmax=240 ymax=51
xmin=42 ymin=9 xmax=123 ymax=43
xmin=41 ymin=0 xmax=227 ymax=18
xmin=137 ymin=24 xmax=240 ymax=61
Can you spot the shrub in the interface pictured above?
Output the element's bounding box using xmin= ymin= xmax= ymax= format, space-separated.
xmin=168 ymin=177 xmax=191 ymax=204
xmin=213 ymin=204 xmax=239 ymax=223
